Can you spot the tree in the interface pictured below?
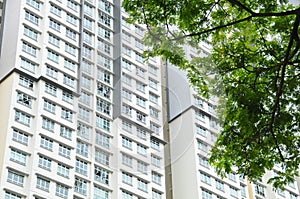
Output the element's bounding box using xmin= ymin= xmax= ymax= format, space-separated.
xmin=123 ymin=0 xmax=300 ymax=188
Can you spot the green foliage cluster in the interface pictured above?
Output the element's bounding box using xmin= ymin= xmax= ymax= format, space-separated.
xmin=123 ymin=0 xmax=300 ymax=188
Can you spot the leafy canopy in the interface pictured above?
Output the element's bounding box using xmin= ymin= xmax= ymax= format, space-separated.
xmin=123 ymin=0 xmax=300 ymax=188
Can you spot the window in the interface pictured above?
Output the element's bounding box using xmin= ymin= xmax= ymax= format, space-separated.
xmin=136 ymin=81 xmax=146 ymax=93
xmin=95 ymin=149 xmax=109 ymax=166
xmin=150 ymin=122 xmax=160 ymax=134
xmin=137 ymin=179 xmax=148 ymax=192
xmin=94 ymin=186 xmax=109 ymax=199
xmin=97 ymin=82 xmax=111 ymax=99
xmin=24 ymin=26 xmax=38 ymax=40
xmin=196 ymin=111 xmax=206 ymax=122
xmin=98 ymin=54 xmax=111 ymax=70
xmin=36 ymin=177 xmax=50 ymax=191
xmin=290 ymin=193 xmax=298 ymax=199
xmin=122 ymin=172 xmax=133 ymax=185
xmin=57 ymin=164 xmax=70 ymax=178
xmin=122 ymin=74 xmax=132 ymax=85
xmin=77 ymin=123 xmax=90 ymax=139
xmin=149 ymin=93 xmax=158 ymax=104
xmin=198 ymin=155 xmax=209 ymax=168
xmin=83 ymin=31 xmax=92 ymax=44
xmin=81 ymin=75 xmax=91 ymax=90
xmin=40 ymin=136 xmax=53 ymax=151
xmin=197 ymin=140 xmax=208 ymax=152
xmin=78 ymin=107 xmax=90 ymax=122
xmin=25 ymin=11 xmax=39 ymax=24
xmin=76 ymin=159 xmax=88 ymax=176
xmin=12 ymin=129 xmax=28 ymax=145
xmin=17 ymin=92 xmax=32 ymax=107
xmin=95 ymin=166 xmax=109 ymax=185
xmin=60 ymin=125 xmax=72 ymax=140
xmin=202 ymin=189 xmax=212 ymax=199
xmin=98 ymin=0 xmax=111 ymax=13
xmin=65 ymin=43 xmax=77 ymax=56
xmin=122 ymin=154 xmax=132 ymax=167
xmin=122 ymin=89 xmax=132 ymax=101
xmin=98 ymin=39 xmax=111 ymax=54
xmin=137 ymin=161 xmax=147 ymax=174
xmin=74 ymin=178 xmax=87 ymax=196
xmin=20 ymin=58 xmax=36 ymax=73
xmin=228 ymin=172 xmax=236 ymax=181
xmin=96 ymin=115 xmax=110 ymax=131
xmin=15 ymin=110 xmax=30 ymax=126
xmin=83 ymin=17 xmax=93 ymax=30
xmin=66 ymin=13 xmax=77 ymax=26
xmin=122 ymin=137 xmax=132 ymax=150
xmin=135 ymin=39 xmax=144 ymax=49
xmin=150 ymin=107 xmax=159 ymax=119
xmin=50 ymin=4 xmax=61 ymax=16
xmin=47 ymin=50 xmax=59 ymax=62
xmin=61 ymin=108 xmax=73 ymax=121
xmin=84 ymin=3 xmax=93 ymax=16
xmin=46 ymin=66 xmax=58 ymax=79
xmin=96 ymin=132 xmax=110 ymax=149
xmin=62 ymin=91 xmax=73 ymax=104
xmin=122 ymin=17 xmax=131 ymax=29
xmin=66 ymin=28 xmax=76 ymax=40
xmin=122 ymin=31 xmax=131 ymax=42
xmin=254 ymin=184 xmax=265 ymax=197
xmin=151 ymin=138 xmax=160 ymax=150
xmin=152 ymin=172 xmax=161 ymax=184
xmin=152 ymin=190 xmax=162 ymax=199
xmin=67 ymin=0 xmax=78 ymax=11
xmin=136 ymin=111 xmax=146 ymax=123
xmin=98 ymin=25 xmax=111 ymax=40
xmin=26 ymin=0 xmax=40 ymax=10
xmin=4 ymin=191 xmax=22 ymax=199
xmin=76 ymin=141 xmax=89 ymax=157
xmin=49 ymin=19 xmax=60 ymax=31
xmin=56 ymin=183 xmax=68 ymax=198
xmin=151 ymin=155 xmax=161 ymax=167
xmin=59 ymin=144 xmax=71 ymax=158
xmin=135 ymin=25 xmax=144 ymax=35
xmin=22 ymin=42 xmax=37 ymax=56
xmin=136 ymin=95 xmax=146 ymax=107
xmin=137 ymin=144 xmax=147 ymax=156
xmin=196 ymin=126 xmax=206 ymax=137
xmin=82 ymin=60 xmax=92 ymax=74
xmin=42 ymin=117 xmax=55 ymax=131
xmin=122 ymin=104 xmax=132 ymax=117
xmin=38 ymin=155 xmax=51 ymax=170
xmin=149 ymin=65 xmax=157 ymax=75
xmin=19 ymin=75 xmax=33 ymax=89
xmin=10 ymin=149 xmax=26 ymax=165
xmin=7 ymin=170 xmax=24 ymax=186
xmin=63 ymin=74 xmax=75 ymax=88
xmin=135 ymin=52 xmax=144 ymax=63
xmin=136 ymin=66 xmax=145 ymax=77
xmin=97 ymin=69 xmax=111 ymax=84
xmin=44 ymin=100 xmax=56 ymax=113
xmin=195 ymin=96 xmax=203 ymax=107
xmin=137 ymin=128 xmax=147 ymax=140
xmin=98 ymin=11 xmax=111 ymax=27
xmin=149 ymin=78 xmax=158 ymax=90
xmin=122 ymin=59 xmax=131 ymax=70
xmin=200 ymin=172 xmax=211 ymax=185
xmin=79 ymin=91 xmax=91 ymax=106
xmin=230 ymin=186 xmax=238 ymax=198
xmin=241 ymin=185 xmax=246 ymax=197
xmin=216 ymin=180 xmax=224 ymax=191
xmin=122 ymin=191 xmax=132 ymax=199
xmin=119 ymin=121 xmax=131 ymax=134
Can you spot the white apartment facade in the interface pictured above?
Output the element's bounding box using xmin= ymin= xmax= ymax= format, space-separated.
xmin=0 ymin=0 xmax=166 ymax=199
xmin=165 ymin=45 xmax=300 ymax=199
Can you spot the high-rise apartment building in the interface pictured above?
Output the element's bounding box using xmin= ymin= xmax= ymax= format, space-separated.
xmin=0 ymin=0 xmax=165 ymax=198
xmin=0 ymin=1 xmax=299 ymax=199
xmin=164 ymin=45 xmax=300 ymax=199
